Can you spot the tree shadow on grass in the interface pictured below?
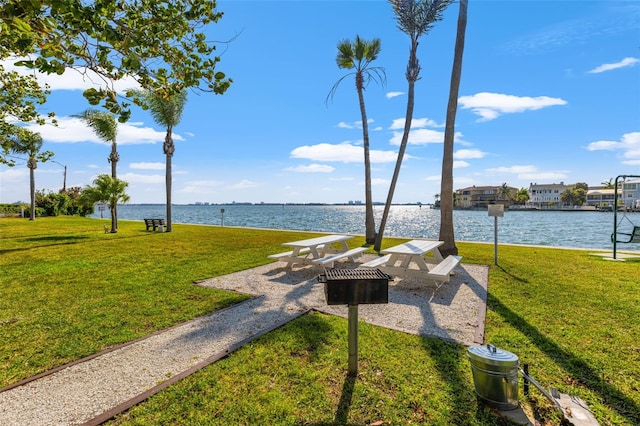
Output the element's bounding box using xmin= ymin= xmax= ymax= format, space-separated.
xmin=490 ymin=294 xmax=640 ymax=425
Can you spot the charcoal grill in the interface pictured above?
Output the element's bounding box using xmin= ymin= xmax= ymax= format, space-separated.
xmin=318 ymin=268 xmax=390 ymax=305
xmin=318 ymin=268 xmax=390 ymax=375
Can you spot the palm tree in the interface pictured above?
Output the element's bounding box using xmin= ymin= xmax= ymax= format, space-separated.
xmin=132 ymin=88 xmax=187 ymax=232
xmin=9 ymin=127 xmax=53 ymax=220
xmin=328 ymin=35 xmax=385 ymax=244
xmin=76 ymin=110 xmax=118 ymax=178
xmin=497 ymin=182 xmax=512 ymax=201
xmin=80 ymin=174 xmax=130 ymax=233
xmin=374 ymin=0 xmax=453 ymax=252
xmin=438 ymin=0 xmax=467 ymax=256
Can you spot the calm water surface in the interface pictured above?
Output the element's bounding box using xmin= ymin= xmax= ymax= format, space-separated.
xmin=93 ymin=204 xmax=640 ymax=252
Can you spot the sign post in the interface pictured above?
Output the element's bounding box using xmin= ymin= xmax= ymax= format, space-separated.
xmin=220 ymin=208 xmax=225 ymax=227
xmin=488 ymin=205 xmax=504 ymax=265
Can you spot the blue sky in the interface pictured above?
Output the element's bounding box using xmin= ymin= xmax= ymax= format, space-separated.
xmin=1 ymin=0 xmax=639 ymax=205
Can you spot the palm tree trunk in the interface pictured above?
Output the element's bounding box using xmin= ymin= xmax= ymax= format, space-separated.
xmin=357 ymin=83 xmax=376 ymax=244
xmin=110 ymin=204 xmax=117 ymax=233
xmin=438 ymin=0 xmax=467 ymax=257
xmin=164 ymin=127 xmax=174 ymax=232
xmin=374 ymin=37 xmax=419 ymax=252
xmin=29 ymin=160 xmax=36 ymax=221
xmin=110 ymin=142 xmax=119 ymax=230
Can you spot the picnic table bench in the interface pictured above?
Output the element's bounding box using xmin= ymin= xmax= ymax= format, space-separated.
xmin=269 ymin=234 xmax=363 ymax=269
xmin=360 ymin=239 xmax=462 ymax=284
xmin=144 ymin=218 xmax=165 ymax=232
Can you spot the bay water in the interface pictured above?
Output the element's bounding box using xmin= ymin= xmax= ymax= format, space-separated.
xmin=93 ymin=204 xmax=640 ymax=252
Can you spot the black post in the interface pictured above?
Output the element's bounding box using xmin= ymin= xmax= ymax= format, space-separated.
xmin=523 ymin=363 xmax=529 ymax=396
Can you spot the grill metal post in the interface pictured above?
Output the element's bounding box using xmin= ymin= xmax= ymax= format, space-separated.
xmin=348 ymin=305 xmax=358 ymax=376
xmin=318 ymin=268 xmax=390 ymax=377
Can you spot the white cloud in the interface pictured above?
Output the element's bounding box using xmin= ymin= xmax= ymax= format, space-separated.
xmin=290 ymin=142 xmax=398 ymax=163
xmin=485 ymin=165 xmax=568 ymax=181
xmin=22 ymin=116 xmax=180 ymax=145
xmin=285 ymin=164 xmax=335 ymax=173
xmin=386 ymin=91 xmax=404 ymax=99
xmin=390 ymin=128 xmax=444 ymax=146
xmin=458 ymin=92 xmax=567 ymax=121
xmin=337 ymin=119 xmax=373 ymax=130
xmin=232 ymin=180 xmax=261 ymax=189
xmin=130 ymin=162 xmax=165 ymax=170
xmin=586 ymin=132 xmax=640 ymax=164
xmin=1 ymin=57 xmax=140 ymax=93
xmin=454 ymin=149 xmax=486 ymax=160
xmin=180 ymin=180 xmax=224 ymax=194
xmin=119 ymin=173 xmax=165 ymax=184
xmin=588 ymin=57 xmax=639 ymax=74
xmin=389 ymin=117 xmax=442 ymax=130
xmin=518 ymin=171 xmax=569 ymax=181
xmin=453 ymin=160 xmax=470 ymax=168
xmin=486 ymin=165 xmax=538 ymax=174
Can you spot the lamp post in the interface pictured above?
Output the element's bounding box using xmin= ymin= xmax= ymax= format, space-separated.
xmin=51 ymin=160 xmax=67 ymax=192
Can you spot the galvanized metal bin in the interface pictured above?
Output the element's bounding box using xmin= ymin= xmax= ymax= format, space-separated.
xmin=467 ymin=344 xmax=519 ymax=410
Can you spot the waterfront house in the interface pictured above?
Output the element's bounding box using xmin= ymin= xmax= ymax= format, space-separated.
xmin=528 ymin=182 xmax=573 ymax=209
xmin=455 ymin=185 xmax=517 ymax=209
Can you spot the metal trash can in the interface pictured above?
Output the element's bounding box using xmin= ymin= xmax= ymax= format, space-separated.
xmin=467 ymin=344 xmax=519 ymax=410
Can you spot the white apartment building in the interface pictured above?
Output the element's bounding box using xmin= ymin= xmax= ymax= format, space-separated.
xmin=527 ymin=182 xmax=572 ymax=208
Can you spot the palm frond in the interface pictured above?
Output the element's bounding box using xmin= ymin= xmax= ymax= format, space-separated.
xmin=75 ymin=109 xmax=117 ymax=144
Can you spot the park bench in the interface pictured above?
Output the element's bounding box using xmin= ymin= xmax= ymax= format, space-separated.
xmin=144 ymin=218 xmax=165 ymax=232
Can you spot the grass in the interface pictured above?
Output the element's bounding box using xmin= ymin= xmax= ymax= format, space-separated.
xmin=1 ymin=216 xmax=638 ymax=425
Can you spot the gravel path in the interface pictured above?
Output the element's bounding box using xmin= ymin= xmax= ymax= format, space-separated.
xmin=0 ymin=256 xmax=487 ymax=425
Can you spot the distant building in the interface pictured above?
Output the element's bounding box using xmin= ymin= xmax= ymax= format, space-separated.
xmin=621 ymin=178 xmax=640 ymax=209
xmin=586 ymin=187 xmax=618 ymax=208
xmin=455 ymin=185 xmax=517 ymax=209
xmin=528 ymin=182 xmax=572 ymax=208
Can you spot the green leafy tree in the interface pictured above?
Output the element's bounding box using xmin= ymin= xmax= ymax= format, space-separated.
xmin=0 ymin=0 xmax=232 ymax=122
xmin=328 ymin=35 xmax=385 ymax=244
xmin=80 ymin=174 xmax=130 ymax=233
xmin=375 ymin=0 xmax=453 ymax=251
xmin=0 ymin=68 xmax=52 ymax=166
xmin=7 ymin=128 xmax=53 ymax=220
xmin=438 ymin=0 xmax=467 ymax=256
xmin=515 ymin=188 xmax=530 ymax=205
xmin=76 ymin=110 xmax=118 ymax=178
xmin=561 ymin=189 xmax=576 ymax=206
xmin=132 ymin=88 xmax=188 ymax=232
xmin=35 ymin=190 xmax=70 ymax=217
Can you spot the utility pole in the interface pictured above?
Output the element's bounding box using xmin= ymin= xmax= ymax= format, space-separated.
xmin=51 ymin=160 xmax=67 ymax=192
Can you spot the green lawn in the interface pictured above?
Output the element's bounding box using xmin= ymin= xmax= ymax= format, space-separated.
xmin=1 ymin=216 xmax=638 ymax=425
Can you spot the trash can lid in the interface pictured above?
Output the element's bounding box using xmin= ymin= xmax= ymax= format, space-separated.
xmin=467 ymin=344 xmax=519 ymax=367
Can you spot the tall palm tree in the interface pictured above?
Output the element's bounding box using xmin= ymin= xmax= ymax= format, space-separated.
xmin=328 ymin=35 xmax=385 ymax=244
xmin=438 ymin=0 xmax=467 ymax=256
xmin=374 ymin=0 xmax=453 ymax=251
xmin=132 ymin=88 xmax=188 ymax=232
xmin=9 ymin=127 xmax=53 ymax=220
xmin=76 ymin=110 xmax=118 ymax=178
xmin=80 ymin=174 xmax=130 ymax=233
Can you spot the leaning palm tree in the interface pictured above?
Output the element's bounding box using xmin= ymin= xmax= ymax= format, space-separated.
xmin=328 ymin=35 xmax=385 ymax=244
xmin=438 ymin=0 xmax=467 ymax=257
xmin=9 ymin=127 xmax=53 ymax=220
xmin=76 ymin=110 xmax=118 ymax=178
xmin=374 ymin=0 xmax=454 ymax=251
xmin=132 ymin=87 xmax=188 ymax=233
xmin=80 ymin=174 xmax=130 ymax=233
